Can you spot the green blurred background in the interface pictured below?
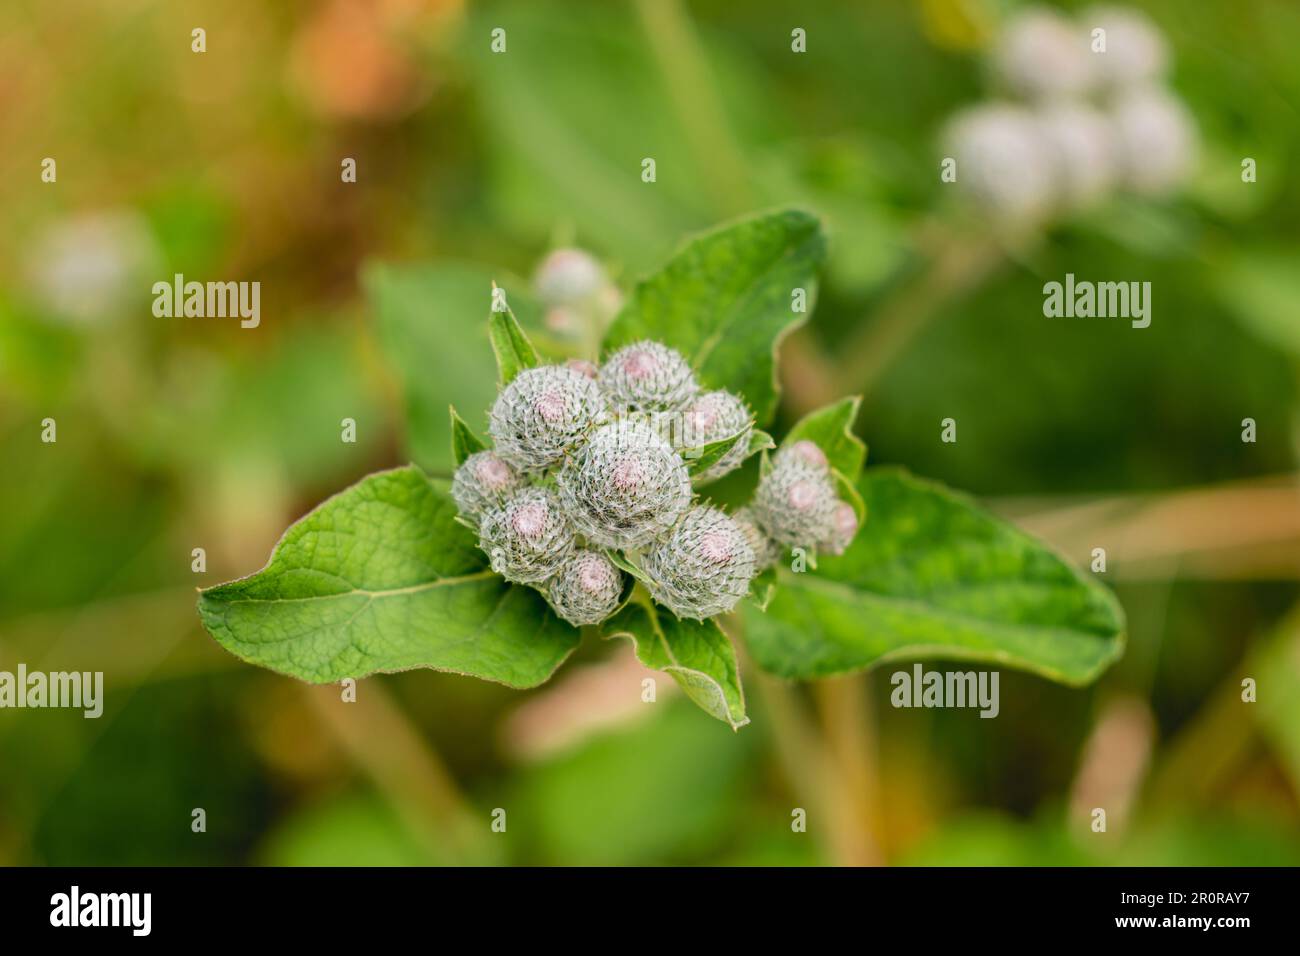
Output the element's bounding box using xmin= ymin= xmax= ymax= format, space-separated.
xmin=2 ymin=0 xmax=1299 ymax=866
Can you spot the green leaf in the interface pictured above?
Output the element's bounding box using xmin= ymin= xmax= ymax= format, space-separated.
xmin=743 ymin=468 xmax=1125 ymax=685
xmin=488 ymin=290 xmax=541 ymax=385
xmin=197 ymin=466 xmax=580 ymax=688
xmin=603 ymin=599 xmax=749 ymax=730
xmin=603 ymin=209 xmax=827 ymax=425
xmin=682 ymin=426 xmax=771 ymax=483
xmin=748 ymin=567 xmax=777 ymax=612
xmin=449 ymin=406 xmax=486 ymax=466
xmin=781 ymin=396 xmax=866 ymax=482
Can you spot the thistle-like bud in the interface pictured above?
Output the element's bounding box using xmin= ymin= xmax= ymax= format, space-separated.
xmin=1109 ymin=86 xmax=1196 ymax=196
xmin=534 ymin=248 xmax=606 ymax=307
xmin=641 ymin=506 xmax=757 ymax=620
xmin=820 ymin=501 xmax=860 ymax=556
xmin=677 ymin=389 xmax=753 ymax=483
xmin=488 ymin=364 xmax=606 ymax=470
xmin=479 ymin=487 xmax=575 ymax=584
xmin=942 ymin=103 xmax=1057 ymax=224
xmin=556 ymin=419 xmax=691 ymax=549
xmin=733 ymin=506 xmax=783 ymax=570
xmin=1083 ymin=5 xmax=1168 ymax=90
xmin=599 ymin=341 xmax=698 ymax=413
xmin=752 ymin=456 xmax=838 ymax=549
xmin=993 ymin=7 xmax=1095 ymax=101
xmin=1034 ymin=103 xmax=1117 ymax=209
xmin=547 ymin=549 xmax=624 ymax=626
xmin=451 ymin=450 xmax=520 ymax=519
xmin=774 ymin=439 xmax=829 ymax=472
xmin=565 ymin=358 xmax=598 ymax=380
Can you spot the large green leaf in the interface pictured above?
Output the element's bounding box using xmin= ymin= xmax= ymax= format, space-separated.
xmin=743 ymin=468 xmax=1124 ymax=685
xmin=602 ymin=599 xmax=749 ymax=730
xmin=603 ymin=209 xmax=826 ymax=425
xmin=197 ymin=466 xmax=580 ymax=688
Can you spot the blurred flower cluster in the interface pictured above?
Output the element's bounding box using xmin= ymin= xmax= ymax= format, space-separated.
xmin=942 ymin=5 xmax=1198 ymax=225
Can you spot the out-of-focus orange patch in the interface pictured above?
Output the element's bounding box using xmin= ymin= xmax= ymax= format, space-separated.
xmin=287 ymin=0 xmax=461 ymax=121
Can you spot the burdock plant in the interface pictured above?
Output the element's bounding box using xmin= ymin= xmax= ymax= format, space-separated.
xmin=198 ymin=210 xmax=1124 ymax=731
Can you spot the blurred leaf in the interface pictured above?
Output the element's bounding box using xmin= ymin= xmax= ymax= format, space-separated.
xmin=365 ymin=261 xmax=539 ymax=472
xmin=198 ymin=466 xmax=580 ymax=687
xmin=1214 ymin=250 xmax=1300 ymax=356
xmin=744 ymin=468 xmax=1125 ymax=684
xmin=1252 ymin=608 xmax=1300 ymax=794
xmin=510 ymin=701 xmax=754 ymax=865
xmin=260 ymin=796 xmax=445 ymax=867
xmin=604 ymin=209 xmax=826 ymax=424
xmin=899 ymin=811 xmax=1300 ymax=866
xmin=464 ymin=3 xmax=717 ymax=268
xmin=602 ymin=599 xmax=748 ymax=730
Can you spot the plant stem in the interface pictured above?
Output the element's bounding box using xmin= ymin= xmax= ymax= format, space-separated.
xmin=812 ymin=675 xmax=884 ymax=865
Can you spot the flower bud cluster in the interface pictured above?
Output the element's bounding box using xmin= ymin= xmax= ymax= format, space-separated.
xmin=457 ymin=341 xmax=857 ymax=626
xmin=944 ymin=5 xmax=1196 ymax=224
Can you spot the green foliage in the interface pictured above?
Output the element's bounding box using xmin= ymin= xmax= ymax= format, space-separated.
xmin=604 ymin=209 xmax=826 ymax=424
xmin=365 ymin=262 xmax=540 ymax=471
xmin=488 ymin=294 xmax=541 ymax=385
xmin=198 ymin=466 xmax=580 ymax=688
xmin=745 ymin=468 xmax=1125 ymax=684
xmin=683 ymin=426 xmax=772 ymax=478
xmin=603 ymin=598 xmax=748 ymax=730
xmin=449 ymin=406 xmax=487 ymax=466
xmin=202 ymin=210 xmax=1126 ymax=731
xmin=508 ymin=701 xmax=756 ymax=865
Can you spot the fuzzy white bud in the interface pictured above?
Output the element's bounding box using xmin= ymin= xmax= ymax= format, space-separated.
xmin=599 ymin=341 xmax=699 ymax=413
xmin=994 ymin=7 xmax=1095 ymax=101
xmin=556 ymin=418 xmax=691 ymax=549
xmin=943 ymin=103 xmax=1058 ymax=224
xmin=479 ymin=487 xmax=575 ymax=584
xmin=641 ymin=506 xmax=757 ymax=620
xmin=774 ymin=439 xmax=829 ymax=473
xmin=489 ymin=364 xmax=606 ymax=470
xmin=752 ymin=456 xmax=838 ymax=549
xmin=1084 ymin=6 xmax=1168 ymax=90
xmin=678 ymin=389 xmax=753 ymax=483
xmin=821 ymin=501 xmax=860 ymax=556
xmin=1034 ymin=103 xmax=1118 ymax=209
xmin=1109 ymin=86 xmax=1196 ymax=196
xmin=534 ymin=248 xmax=607 ymax=307
xmin=451 ymin=450 xmax=521 ymax=519
xmin=547 ymin=549 xmax=624 ymax=626
xmin=733 ymin=506 xmax=783 ymax=570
